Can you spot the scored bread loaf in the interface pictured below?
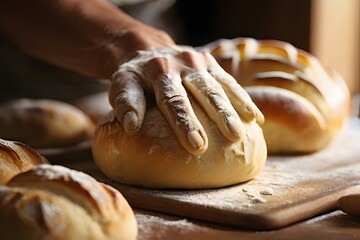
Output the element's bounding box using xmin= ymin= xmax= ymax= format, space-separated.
xmin=0 ymin=165 xmax=137 ymax=240
xmin=201 ymin=38 xmax=350 ymax=153
xmin=0 ymin=138 xmax=48 ymax=184
xmin=0 ymin=98 xmax=95 ymax=149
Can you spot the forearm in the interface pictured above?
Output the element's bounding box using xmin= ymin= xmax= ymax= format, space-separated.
xmin=0 ymin=0 xmax=175 ymax=79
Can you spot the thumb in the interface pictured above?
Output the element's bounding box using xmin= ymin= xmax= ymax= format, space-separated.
xmin=109 ymin=71 xmax=146 ymax=136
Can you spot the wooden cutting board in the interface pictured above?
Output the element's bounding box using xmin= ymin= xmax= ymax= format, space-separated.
xmin=63 ymin=117 xmax=360 ymax=230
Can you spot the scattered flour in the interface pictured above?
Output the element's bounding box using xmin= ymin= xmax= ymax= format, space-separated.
xmin=135 ymin=211 xmax=200 ymax=240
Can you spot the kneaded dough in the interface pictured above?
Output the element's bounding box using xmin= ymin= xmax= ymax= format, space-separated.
xmin=92 ymin=101 xmax=267 ymax=189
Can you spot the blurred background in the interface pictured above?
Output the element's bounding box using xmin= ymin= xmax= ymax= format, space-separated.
xmin=168 ymin=0 xmax=360 ymax=96
xmin=0 ymin=0 xmax=358 ymax=102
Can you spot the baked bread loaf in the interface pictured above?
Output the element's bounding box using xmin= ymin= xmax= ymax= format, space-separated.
xmin=0 ymin=138 xmax=48 ymax=184
xmin=201 ymin=38 xmax=350 ymax=153
xmin=0 ymin=98 xmax=95 ymax=148
xmin=74 ymin=91 xmax=112 ymax=123
xmin=0 ymin=165 xmax=137 ymax=240
xmin=92 ymin=100 xmax=267 ymax=189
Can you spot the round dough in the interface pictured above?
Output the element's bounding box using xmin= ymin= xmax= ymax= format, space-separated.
xmin=0 ymin=98 xmax=94 ymax=148
xmin=92 ymin=101 xmax=267 ymax=189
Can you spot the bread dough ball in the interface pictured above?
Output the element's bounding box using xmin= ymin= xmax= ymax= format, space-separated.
xmin=92 ymin=101 xmax=267 ymax=189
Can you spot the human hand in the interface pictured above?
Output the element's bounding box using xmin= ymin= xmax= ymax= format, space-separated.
xmin=109 ymin=46 xmax=264 ymax=155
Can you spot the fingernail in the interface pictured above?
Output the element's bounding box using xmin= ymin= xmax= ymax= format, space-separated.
xmin=226 ymin=116 xmax=244 ymax=138
xmin=256 ymin=109 xmax=265 ymax=124
xmin=187 ymin=131 xmax=204 ymax=149
xmin=247 ymin=102 xmax=265 ymax=124
xmin=122 ymin=111 xmax=138 ymax=136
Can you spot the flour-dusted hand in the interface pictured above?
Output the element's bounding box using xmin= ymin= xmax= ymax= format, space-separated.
xmin=109 ymin=46 xmax=264 ymax=155
xmin=0 ymin=0 xmax=263 ymax=155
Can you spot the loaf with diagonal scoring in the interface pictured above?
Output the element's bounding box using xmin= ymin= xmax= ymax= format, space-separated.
xmin=0 ymin=138 xmax=48 ymax=184
xmin=201 ymin=38 xmax=350 ymax=153
xmin=0 ymin=165 xmax=137 ymax=240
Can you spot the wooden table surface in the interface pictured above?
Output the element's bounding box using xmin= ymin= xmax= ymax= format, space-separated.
xmin=134 ymin=209 xmax=360 ymax=240
xmin=130 ymin=95 xmax=360 ymax=240
xmin=53 ymin=96 xmax=360 ymax=239
xmin=130 ymin=97 xmax=360 ymax=239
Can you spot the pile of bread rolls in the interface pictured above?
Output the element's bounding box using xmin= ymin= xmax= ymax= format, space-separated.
xmin=0 ymin=138 xmax=137 ymax=240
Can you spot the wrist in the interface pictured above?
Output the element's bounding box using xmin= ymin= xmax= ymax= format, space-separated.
xmin=101 ymin=25 xmax=176 ymax=79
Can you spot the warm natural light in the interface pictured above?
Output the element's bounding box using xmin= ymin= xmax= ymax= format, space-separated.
xmin=311 ymin=0 xmax=359 ymax=94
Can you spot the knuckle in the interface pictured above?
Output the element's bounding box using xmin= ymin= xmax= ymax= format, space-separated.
xmin=149 ymin=56 xmax=169 ymax=65
xmin=180 ymin=50 xmax=196 ymax=60
xmin=203 ymin=83 xmax=225 ymax=98
xmin=144 ymin=57 xmax=170 ymax=77
xmin=160 ymin=94 xmax=194 ymax=130
xmin=207 ymin=90 xmax=226 ymax=110
xmin=157 ymin=74 xmax=176 ymax=94
xmin=161 ymin=94 xmax=187 ymax=108
xmin=205 ymin=87 xmax=236 ymax=118
xmin=179 ymin=51 xmax=203 ymax=69
xmin=220 ymin=109 xmax=233 ymax=119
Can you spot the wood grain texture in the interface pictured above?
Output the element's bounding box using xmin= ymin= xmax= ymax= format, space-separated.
xmin=133 ymin=209 xmax=360 ymax=240
xmin=64 ymin=113 xmax=360 ymax=230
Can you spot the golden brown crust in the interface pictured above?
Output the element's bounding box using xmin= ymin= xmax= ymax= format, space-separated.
xmin=0 ymin=165 xmax=137 ymax=240
xmin=92 ymin=99 xmax=267 ymax=189
xmin=0 ymin=138 xmax=48 ymax=184
xmin=0 ymin=99 xmax=95 ymax=148
xmin=245 ymin=86 xmax=328 ymax=152
xmin=202 ymin=38 xmax=350 ymax=153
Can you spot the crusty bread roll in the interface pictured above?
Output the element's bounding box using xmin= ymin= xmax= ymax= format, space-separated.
xmin=92 ymin=99 xmax=267 ymax=189
xmin=0 ymin=165 xmax=137 ymax=240
xmin=0 ymin=138 xmax=48 ymax=184
xmin=0 ymin=98 xmax=95 ymax=148
xmin=201 ymin=38 xmax=350 ymax=153
xmin=74 ymin=91 xmax=112 ymax=123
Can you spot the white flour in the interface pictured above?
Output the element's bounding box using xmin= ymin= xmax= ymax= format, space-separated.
xmin=135 ymin=211 xmax=200 ymax=240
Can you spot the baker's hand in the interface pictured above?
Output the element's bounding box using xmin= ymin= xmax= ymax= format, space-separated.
xmin=109 ymin=46 xmax=264 ymax=155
